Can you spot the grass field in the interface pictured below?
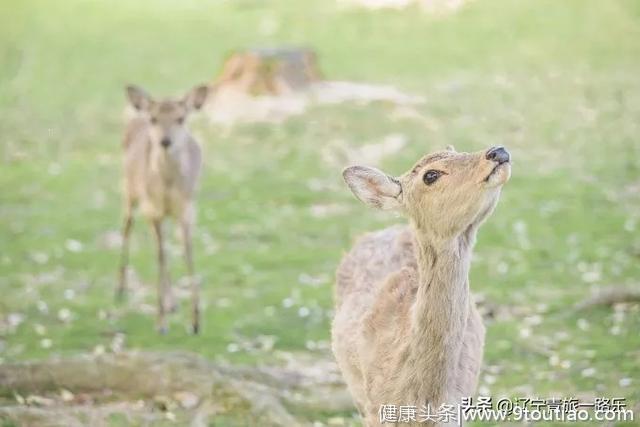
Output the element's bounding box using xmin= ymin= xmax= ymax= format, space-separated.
xmin=1 ymin=0 xmax=640 ymax=425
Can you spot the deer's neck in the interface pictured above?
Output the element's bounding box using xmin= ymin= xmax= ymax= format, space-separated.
xmin=148 ymin=144 xmax=180 ymax=184
xmin=406 ymin=228 xmax=474 ymax=406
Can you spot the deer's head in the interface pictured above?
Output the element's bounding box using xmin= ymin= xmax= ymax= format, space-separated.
xmin=343 ymin=146 xmax=511 ymax=241
xmin=125 ymin=84 xmax=209 ymax=151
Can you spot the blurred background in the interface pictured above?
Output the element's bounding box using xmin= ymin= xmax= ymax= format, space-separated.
xmin=1 ymin=0 xmax=639 ymax=425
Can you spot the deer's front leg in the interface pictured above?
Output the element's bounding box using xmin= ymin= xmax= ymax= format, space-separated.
xmin=116 ymin=214 xmax=134 ymax=301
xmin=152 ymin=219 xmax=169 ymax=334
xmin=181 ymin=219 xmax=199 ymax=334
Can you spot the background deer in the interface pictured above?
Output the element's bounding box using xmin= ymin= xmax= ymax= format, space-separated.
xmin=333 ymin=146 xmax=511 ymax=426
xmin=117 ymin=84 xmax=209 ymax=334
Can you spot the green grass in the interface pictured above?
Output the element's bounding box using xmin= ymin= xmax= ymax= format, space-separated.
xmin=1 ymin=0 xmax=640 ymax=425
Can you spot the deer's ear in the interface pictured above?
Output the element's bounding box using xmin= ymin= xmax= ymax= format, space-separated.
xmin=343 ymin=166 xmax=402 ymax=210
xmin=446 ymin=145 xmax=456 ymax=152
xmin=126 ymin=85 xmax=152 ymax=111
xmin=183 ymin=84 xmax=209 ymax=111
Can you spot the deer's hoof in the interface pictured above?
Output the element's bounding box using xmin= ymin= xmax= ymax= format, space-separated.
xmin=192 ymin=324 xmax=200 ymax=335
xmin=157 ymin=325 xmax=168 ymax=335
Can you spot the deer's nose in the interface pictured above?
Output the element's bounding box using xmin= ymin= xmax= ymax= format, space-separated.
xmin=486 ymin=146 xmax=510 ymax=164
xmin=161 ymin=138 xmax=171 ymax=148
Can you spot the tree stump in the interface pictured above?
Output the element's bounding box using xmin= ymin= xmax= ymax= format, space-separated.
xmin=214 ymin=47 xmax=322 ymax=96
xmin=0 ymin=351 xmax=353 ymax=426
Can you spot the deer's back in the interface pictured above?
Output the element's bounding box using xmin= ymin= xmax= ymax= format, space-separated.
xmin=335 ymin=225 xmax=416 ymax=312
xmin=122 ymin=117 xmax=152 ymax=202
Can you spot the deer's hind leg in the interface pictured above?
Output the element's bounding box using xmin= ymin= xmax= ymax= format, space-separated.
xmin=180 ymin=216 xmax=199 ymax=334
xmin=152 ymin=219 xmax=170 ymax=334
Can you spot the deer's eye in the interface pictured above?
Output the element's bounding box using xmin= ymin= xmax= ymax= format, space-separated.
xmin=177 ymin=116 xmax=185 ymax=125
xmin=423 ymin=170 xmax=442 ymax=185
xmin=150 ymin=116 xmax=158 ymax=125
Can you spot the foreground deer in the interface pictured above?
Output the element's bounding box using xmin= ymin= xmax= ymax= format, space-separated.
xmin=117 ymin=84 xmax=209 ymax=334
xmin=333 ymin=146 xmax=511 ymax=426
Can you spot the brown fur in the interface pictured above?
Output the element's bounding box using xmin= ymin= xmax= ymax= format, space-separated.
xmin=333 ymin=146 xmax=511 ymax=426
xmin=117 ymin=84 xmax=209 ymax=334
